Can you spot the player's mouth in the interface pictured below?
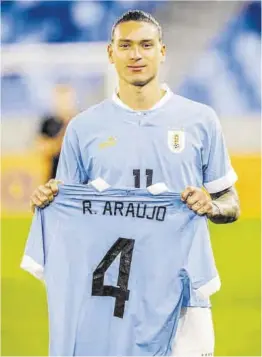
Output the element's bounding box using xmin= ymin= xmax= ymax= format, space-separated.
xmin=127 ymin=65 xmax=146 ymax=72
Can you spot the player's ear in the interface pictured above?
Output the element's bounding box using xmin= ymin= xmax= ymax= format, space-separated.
xmin=107 ymin=43 xmax=114 ymax=64
xmin=160 ymin=43 xmax=166 ymax=63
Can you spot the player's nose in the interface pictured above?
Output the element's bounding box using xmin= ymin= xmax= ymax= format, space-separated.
xmin=129 ymin=46 xmax=142 ymax=60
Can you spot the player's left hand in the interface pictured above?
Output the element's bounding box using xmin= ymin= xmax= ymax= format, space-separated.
xmin=181 ymin=186 xmax=214 ymax=217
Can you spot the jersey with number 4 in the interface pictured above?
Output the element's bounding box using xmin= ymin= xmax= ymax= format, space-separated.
xmin=21 ymin=184 xmax=220 ymax=356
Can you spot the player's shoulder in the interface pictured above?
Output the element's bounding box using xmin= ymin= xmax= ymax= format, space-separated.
xmin=67 ymin=99 xmax=114 ymax=131
xmin=172 ymin=94 xmax=219 ymax=124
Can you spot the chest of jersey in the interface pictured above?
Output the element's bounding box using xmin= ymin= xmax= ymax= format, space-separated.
xmin=78 ymin=114 xmax=205 ymax=190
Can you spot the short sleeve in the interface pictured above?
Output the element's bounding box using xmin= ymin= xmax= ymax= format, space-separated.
xmin=202 ymin=108 xmax=238 ymax=193
xmin=20 ymin=209 xmax=45 ymax=280
xmin=55 ymin=121 xmax=88 ymax=184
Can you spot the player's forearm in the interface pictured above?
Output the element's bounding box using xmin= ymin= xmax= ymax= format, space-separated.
xmin=208 ymin=187 xmax=240 ymax=224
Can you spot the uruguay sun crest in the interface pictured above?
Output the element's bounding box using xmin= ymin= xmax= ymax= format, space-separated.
xmin=168 ymin=130 xmax=185 ymax=153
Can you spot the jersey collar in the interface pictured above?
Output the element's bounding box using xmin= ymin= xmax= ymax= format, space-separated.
xmin=112 ymin=84 xmax=173 ymax=112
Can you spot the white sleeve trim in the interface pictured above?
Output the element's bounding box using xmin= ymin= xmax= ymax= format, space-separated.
xmin=88 ymin=177 xmax=110 ymax=192
xmin=147 ymin=182 xmax=169 ymax=195
xmin=204 ymin=168 xmax=238 ymax=193
xmin=195 ymin=275 xmax=221 ymax=300
xmin=20 ymin=255 xmax=44 ymax=281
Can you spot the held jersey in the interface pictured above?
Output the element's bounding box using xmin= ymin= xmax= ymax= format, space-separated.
xmin=56 ymin=89 xmax=237 ymax=194
xmin=21 ymin=183 xmax=220 ymax=356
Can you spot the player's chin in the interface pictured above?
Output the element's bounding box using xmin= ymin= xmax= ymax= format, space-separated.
xmin=129 ymin=75 xmax=154 ymax=87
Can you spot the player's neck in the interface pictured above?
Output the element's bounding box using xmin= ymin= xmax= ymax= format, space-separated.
xmin=117 ymin=79 xmax=166 ymax=111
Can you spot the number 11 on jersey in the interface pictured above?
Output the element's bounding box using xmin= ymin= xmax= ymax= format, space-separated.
xmin=133 ymin=169 xmax=153 ymax=188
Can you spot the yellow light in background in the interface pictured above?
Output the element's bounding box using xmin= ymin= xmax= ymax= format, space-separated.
xmin=1 ymin=151 xmax=48 ymax=217
xmin=8 ymin=180 xmax=25 ymax=200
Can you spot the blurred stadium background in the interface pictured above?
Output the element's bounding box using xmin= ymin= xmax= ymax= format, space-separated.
xmin=1 ymin=1 xmax=261 ymax=356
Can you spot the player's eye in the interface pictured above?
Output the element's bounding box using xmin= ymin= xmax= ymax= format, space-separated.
xmin=119 ymin=43 xmax=130 ymax=49
xmin=142 ymin=43 xmax=153 ymax=48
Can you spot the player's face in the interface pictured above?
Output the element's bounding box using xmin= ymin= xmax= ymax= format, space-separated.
xmin=108 ymin=21 xmax=166 ymax=87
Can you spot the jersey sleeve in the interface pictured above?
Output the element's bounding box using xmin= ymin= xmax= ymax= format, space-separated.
xmin=202 ymin=108 xmax=238 ymax=193
xmin=20 ymin=209 xmax=45 ymax=280
xmin=55 ymin=121 xmax=88 ymax=184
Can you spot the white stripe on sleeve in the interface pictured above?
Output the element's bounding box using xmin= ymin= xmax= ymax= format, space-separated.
xmin=204 ymin=169 xmax=238 ymax=193
xmin=20 ymin=255 xmax=44 ymax=281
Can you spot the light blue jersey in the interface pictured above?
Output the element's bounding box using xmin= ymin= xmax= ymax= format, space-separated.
xmin=56 ymin=88 xmax=237 ymax=194
xmin=21 ymin=184 xmax=220 ymax=356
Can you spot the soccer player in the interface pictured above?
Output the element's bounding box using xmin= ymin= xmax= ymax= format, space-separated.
xmin=29 ymin=10 xmax=240 ymax=357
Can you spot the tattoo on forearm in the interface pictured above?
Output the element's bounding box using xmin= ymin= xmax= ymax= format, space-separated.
xmin=209 ymin=186 xmax=240 ymax=224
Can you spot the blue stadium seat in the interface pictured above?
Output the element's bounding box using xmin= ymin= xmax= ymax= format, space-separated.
xmin=178 ymin=1 xmax=261 ymax=116
xmin=1 ymin=0 xmax=164 ymax=44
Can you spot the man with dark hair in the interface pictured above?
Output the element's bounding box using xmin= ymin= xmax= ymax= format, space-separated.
xmin=37 ymin=114 xmax=64 ymax=180
xmin=111 ymin=9 xmax=163 ymax=41
xmin=36 ymin=84 xmax=76 ymax=181
xmin=29 ymin=10 xmax=240 ymax=356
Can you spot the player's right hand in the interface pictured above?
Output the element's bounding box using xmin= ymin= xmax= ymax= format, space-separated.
xmin=30 ymin=179 xmax=63 ymax=213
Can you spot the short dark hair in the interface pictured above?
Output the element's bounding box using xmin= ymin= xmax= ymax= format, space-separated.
xmin=111 ymin=10 xmax=162 ymax=42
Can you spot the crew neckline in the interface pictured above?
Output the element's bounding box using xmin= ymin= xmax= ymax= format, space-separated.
xmin=112 ymin=84 xmax=173 ymax=112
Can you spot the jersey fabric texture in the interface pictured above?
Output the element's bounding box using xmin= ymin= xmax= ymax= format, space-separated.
xmin=21 ymin=184 xmax=220 ymax=356
xmin=55 ymin=88 xmax=237 ymax=194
